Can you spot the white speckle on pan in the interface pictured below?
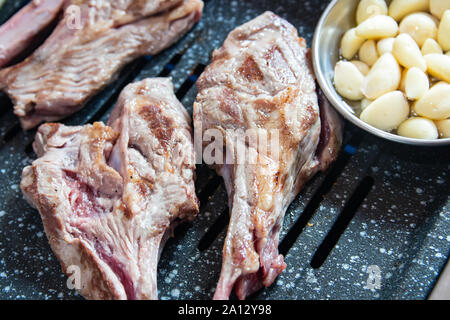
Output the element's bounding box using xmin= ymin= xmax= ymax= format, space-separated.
xmin=0 ymin=211 xmax=5 ymax=218
xmin=171 ymin=289 xmax=180 ymax=298
xmin=379 ymin=248 xmax=386 ymax=253
xmin=416 ymin=188 xmax=423 ymax=195
xmin=306 ymin=270 xmax=317 ymax=284
xmin=168 ymin=269 xmax=178 ymax=279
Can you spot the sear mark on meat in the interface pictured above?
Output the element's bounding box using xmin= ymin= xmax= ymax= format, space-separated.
xmin=138 ymin=104 xmax=175 ymax=151
xmin=21 ymin=78 xmax=199 ymax=300
xmin=193 ymin=12 xmax=343 ymax=300
xmin=0 ymin=0 xmax=203 ymax=130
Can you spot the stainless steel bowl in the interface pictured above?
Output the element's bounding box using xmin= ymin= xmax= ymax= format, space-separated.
xmin=312 ymin=0 xmax=450 ymax=146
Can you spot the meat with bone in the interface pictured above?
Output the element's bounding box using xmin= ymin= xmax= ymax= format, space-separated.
xmin=0 ymin=0 xmax=203 ymax=130
xmin=0 ymin=0 xmax=65 ymax=68
xmin=21 ymin=78 xmax=199 ymax=300
xmin=193 ymin=12 xmax=343 ymax=300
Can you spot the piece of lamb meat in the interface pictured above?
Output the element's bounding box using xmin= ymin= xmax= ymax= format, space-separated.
xmin=193 ymin=12 xmax=343 ymax=300
xmin=21 ymin=78 xmax=199 ymax=300
xmin=0 ymin=0 xmax=65 ymax=68
xmin=0 ymin=0 xmax=203 ymax=130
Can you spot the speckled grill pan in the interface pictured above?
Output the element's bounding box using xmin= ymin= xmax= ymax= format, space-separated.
xmin=0 ymin=0 xmax=448 ymax=300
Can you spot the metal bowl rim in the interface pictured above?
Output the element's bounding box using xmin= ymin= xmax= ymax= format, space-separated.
xmin=311 ymin=0 xmax=450 ymax=147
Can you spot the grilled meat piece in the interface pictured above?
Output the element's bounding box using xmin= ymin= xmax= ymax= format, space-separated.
xmin=0 ymin=0 xmax=65 ymax=68
xmin=0 ymin=0 xmax=203 ymax=130
xmin=21 ymin=78 xmax=199 ymax=300
xmin=193 ymin=12 xmax=343 ymax=300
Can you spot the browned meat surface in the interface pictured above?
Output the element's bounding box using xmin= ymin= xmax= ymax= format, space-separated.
xmin=21 ymin=78 xmax=199 ymax=300
xmin=0 ymin=0 xmax=203 ymax=129
xmin=193 ymin=12 xmax=343 ymax=300
xmin=0 ymin=0 xmax=65 ymax=68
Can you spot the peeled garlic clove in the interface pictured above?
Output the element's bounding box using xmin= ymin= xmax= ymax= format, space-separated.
xmin=388 ymin=0 xmax=430 ymax=21
xmin=359 ymin=40 xmax=379 ymax=66
xmin=361 ymin=53 xmax=402 ymax=100
xmin=356 ymin=0 xmax=389 ymax=24
xmin=377 ymin=37 xmax=395 ymax=55
xmin=334 ymin=61 xmax=365 ymax=100
xmin=430 ymin=0 xmax=450 ymax=19
xmin=424 ymin=53 xmax=450 ymax=82
xmin=397 ymin=117 xmax=439 ymax=139
xmin=399 ymin=13 xmax=438 ymax=47
xmin=421 ymin=38 xmax=443 ymax=55
xmin=435 ymin=119 xmax=450 ymax=138
xmin=360 ymin=91 xmax=410 ymax=131
xmin=341 ymin=28 xmax=366 ymax=60
xmin=438 ymin=10 xmax=450 ymax=51
xmin=400 ymin=68 xmax=408 ymax=92
xmin=361 ymin=98 xmax=373 ymax=110
xmin=392 ymin=33 xmax=427 ymax=71
xmin=405 ymin=67 xmax=430 ymax=100
xmin=414 ymin=82 xmax=450 ymax=120
xmin=356 ymin=15 xmax=399 ymax=39
xmin=350 ymin=60 xmax=371 ymax=75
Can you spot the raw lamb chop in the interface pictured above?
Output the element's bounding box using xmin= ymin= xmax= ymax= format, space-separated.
xmin=21 ymin=78 xmax=199 ymax=300
xmin=193 ymin=12 xmax=343 ymax=300
xmin=0 ymin=0 xmax=65 ymax=68
xmin=0 ymin=0 xmax=203 ymax=129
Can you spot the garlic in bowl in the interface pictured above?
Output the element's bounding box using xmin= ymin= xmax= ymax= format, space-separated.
xmin=321 ymin=0 xmax=450 ymax=143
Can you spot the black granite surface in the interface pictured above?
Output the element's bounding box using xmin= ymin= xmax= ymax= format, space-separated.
xmin=0 ymin=0 xmax=448 ymax=300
